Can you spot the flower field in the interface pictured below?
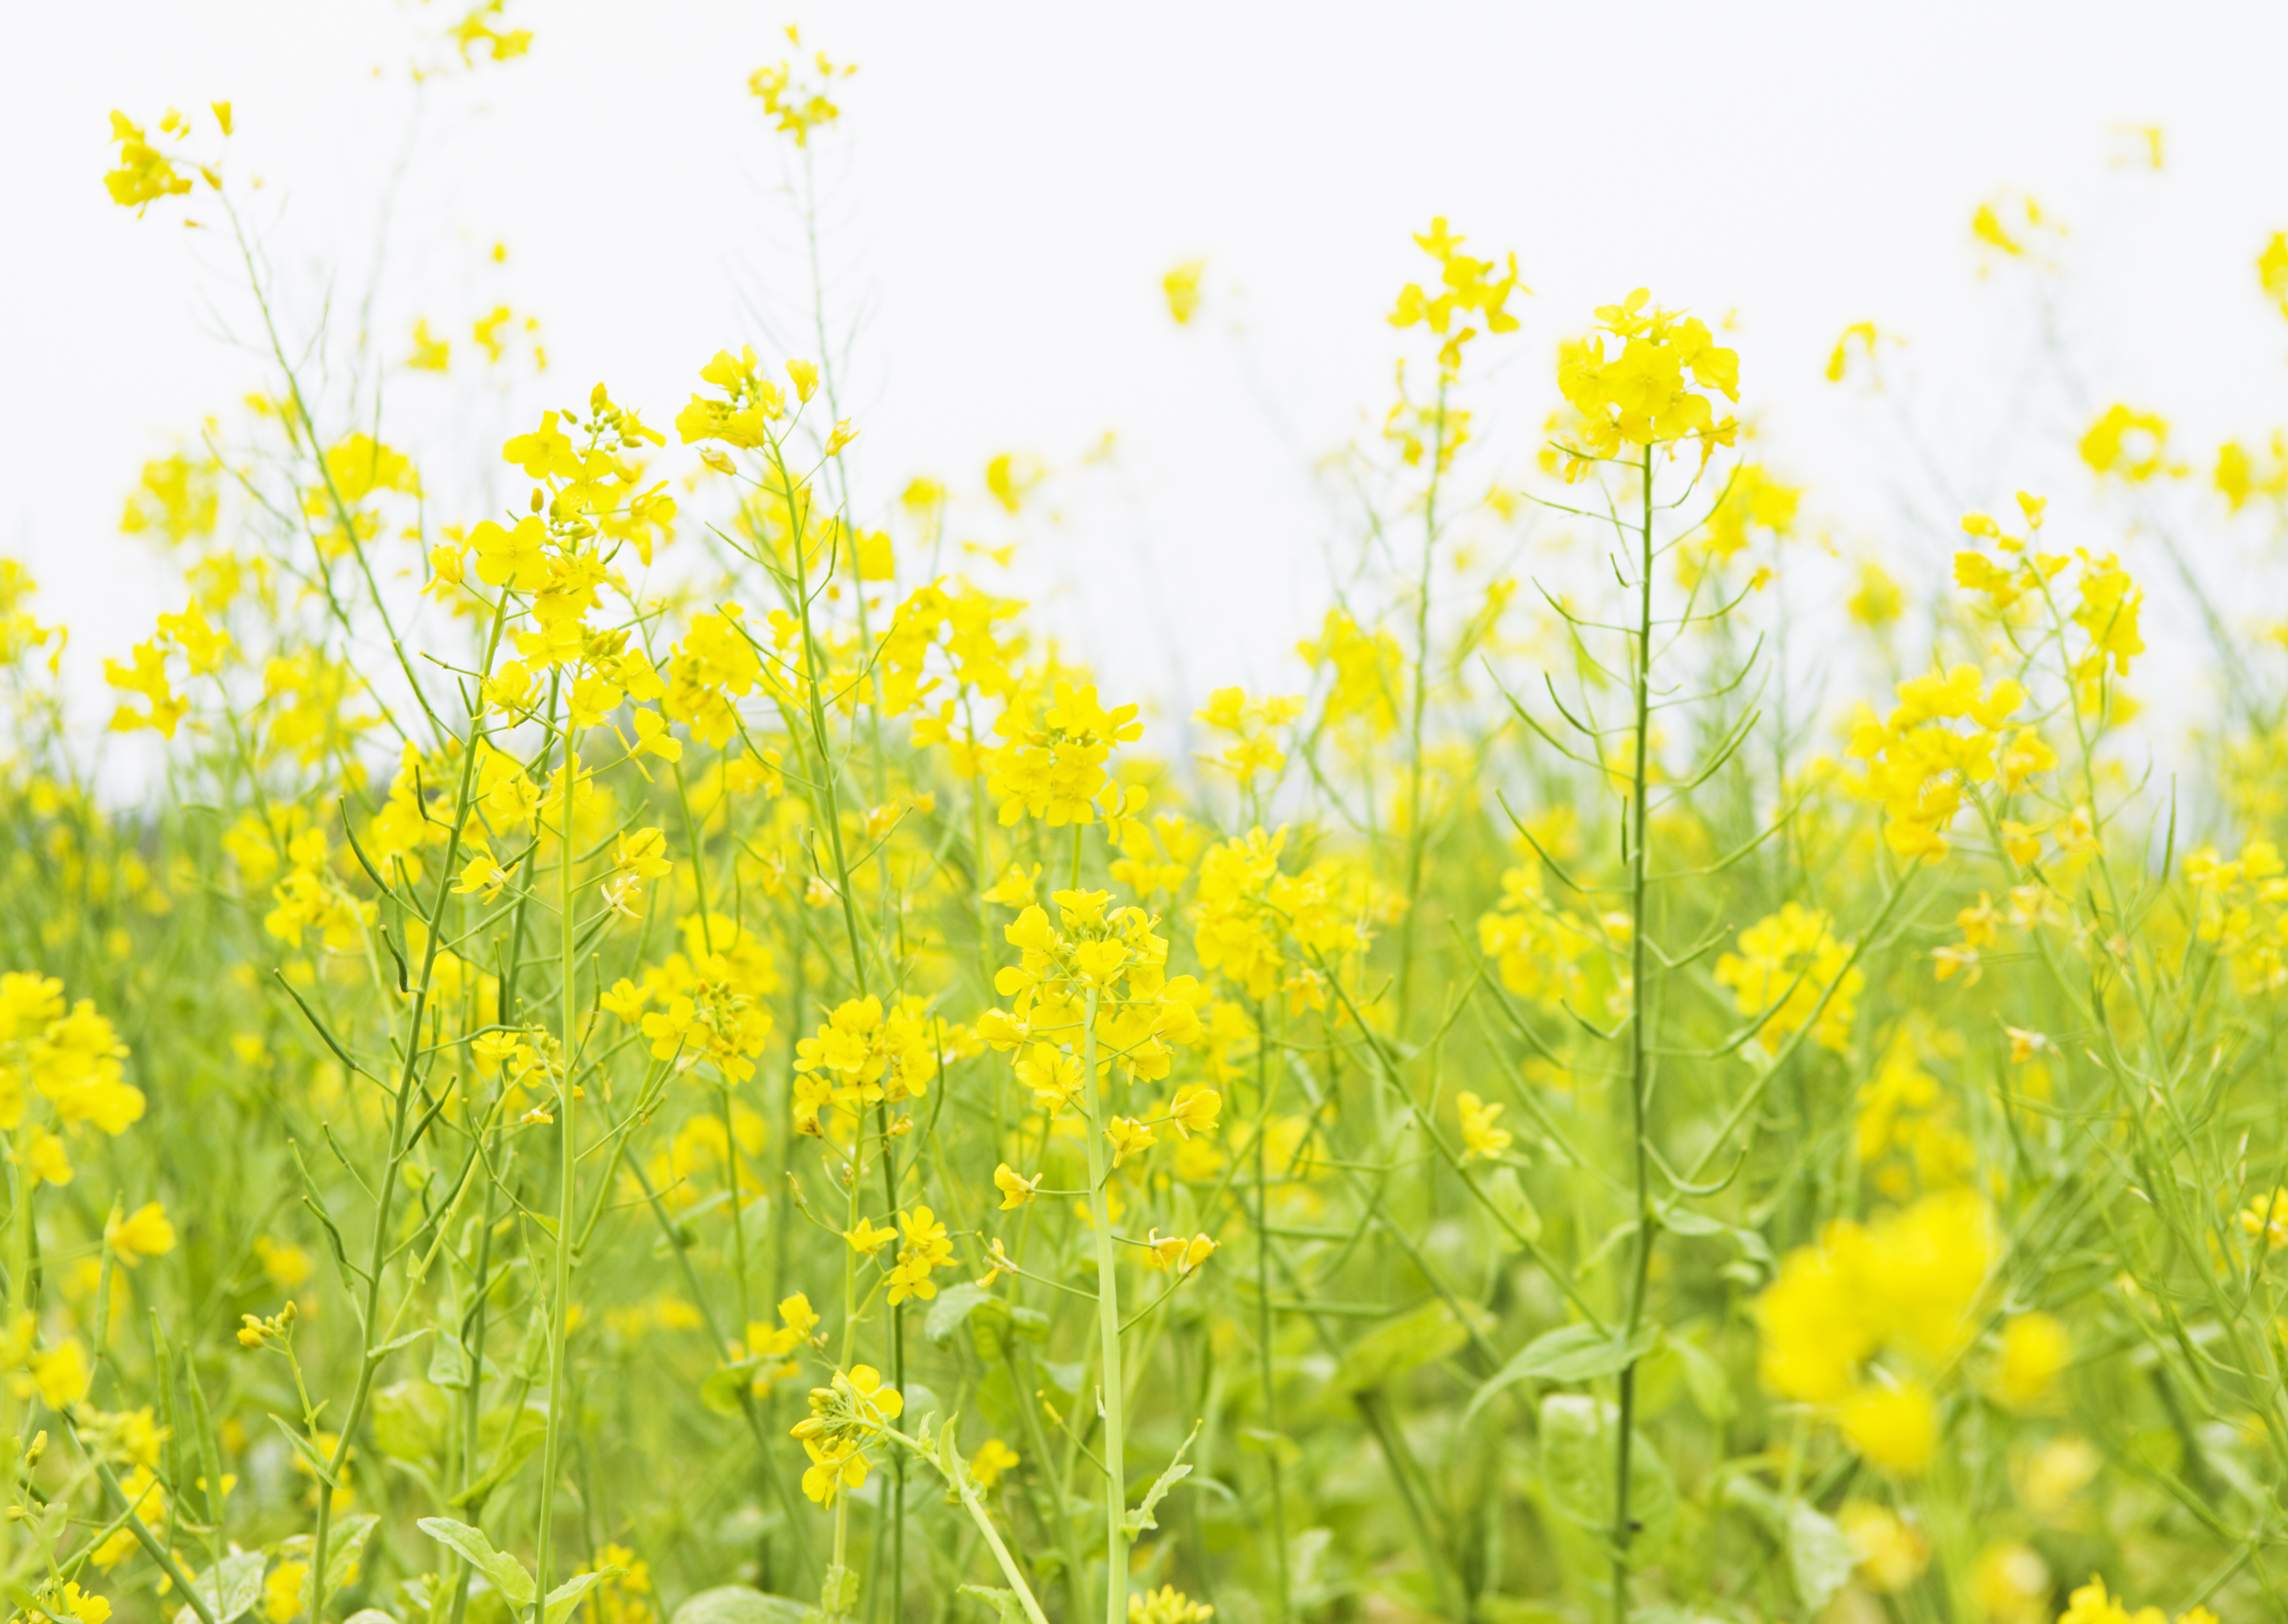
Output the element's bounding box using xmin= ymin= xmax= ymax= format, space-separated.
xmin=10 ymin=17 xmax=2288 ymax=1624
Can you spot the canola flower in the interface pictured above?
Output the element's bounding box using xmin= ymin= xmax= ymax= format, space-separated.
xmin=24 ymin=39 xmax=2288 ymax=1624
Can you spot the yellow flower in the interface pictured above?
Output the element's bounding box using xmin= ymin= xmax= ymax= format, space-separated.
xmin=1015 ymin=1043 xmax=1084 ymax=1111
xmin=846 ymin=1363 xmax=904 ymax=1422
xmin=1755 ymin=1191 xmax=1993 ymax=1408
xmin=981 ymin=864 xmax=1040 ymax=907
xmin=2079 ymin=404 xmax=2174 ymax=482
xmin=1105 ymin=1116 xmax=1156 ymax=1166
xmin=1129 ymin=1586 xmax=1215 ymax=1624
xmin=103 ymin=111 xmax=194 ymax=213
xmin=107 ymin=1203 xmax=176 ymax=1266
xmin=844 ymin=1216 xmax=894 ymax=1256
xmin=1837 ymin=1501 xmax=1927 ymax=1592
xmin=408 ymin=317 xmax=451 ymax=372
xmin=26 ymin=1129 xmax=71 ymax=1187
xmin=253 ymin=1236 xmax=314 ymax=1291
xmin=801 ymin=1437 xmax=867 ymax=1505
xmin=970 ymin=1437 xmax=1018 ymax=1488
xmin=1836 ymin=1380 xmax=1935 ymax=1475
xmin=1166 ymin=1084 xmax=1221 ymax=1139
xmin=888 ymin=1208 xmax=955 ymax=1304
xmin=1714 ymin=904 xmax=1862 ymax=1052
xmin=1992 ymin=1312 xmax=2070 ymax=1409
xmin=263 ymin=1560 xmax=308 ymax=1624
xmin=1142 ymin=1231 xmax=1216 ymax=1275
xmin=1456 ymin=1091 xmax=1512 ymax=1161
xmin=2240 ymin=1188 xmax=2288 ymax=1248
xmin=779 ymin=1293 xmax=820 ymax=1339
xmin=748 ymin=32 xmax=853 ymax=148
xmin=1163 ymin=260 xmax=1205 ymax=325
xmin=26 ymin=1338 xmax=89 ymax=1408
xmin=992 ymin=1163 xmax=1039 ymax=1211
xmin=1972 ymin=1542 xmax=2051 ymax=1624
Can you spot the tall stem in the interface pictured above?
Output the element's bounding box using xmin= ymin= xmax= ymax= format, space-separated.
xmin=534 ymin=724 xmax=581 ymax=1622
xmin=1394 ymin=378 xmax=1447 ymax=1030
xmin=1610 ymin=444 xmax=1657 ymax=1624
xmin=1078 ymin=986 xmax=1125 ymax=1624
xmin=1254 ymin=1004 xmax=1287 ymax=1622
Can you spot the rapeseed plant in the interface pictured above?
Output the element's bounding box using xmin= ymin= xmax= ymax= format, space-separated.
xmin=14 ymin=19 xmax=2288 ymax=1624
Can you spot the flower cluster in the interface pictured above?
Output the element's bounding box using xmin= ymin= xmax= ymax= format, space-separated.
xmin=1297 ymin=610 xmax=1401 ymax=738
xmin=1194 ymin=686 xmax=1301 ymax=789
xmin=1754 ymin=1190 xmax=1995 ymax=1474
xmin=790 ymin=994 xmax=939 ymax=1135
xmin=791 ymin=1364 xmax=904 ymax=1505
xmin=1192 ymin=828 xmax=1375 ymax=1007
xmin=986 ymin=889 xmax=1204 ymax=1080
xmin=1388 ymin=216 xmax=1523 ymax=378
xmin=748 ymin=26 xmax=854 ymax=147
xmin=1713 ymin=904 xmax=1862 ymax=1053
xmin=1476 ymin=864 xmax=1592 ymax=1008
xmin=2186 ymin=839 xmax=2288 ymax=993
xmin=605 ymin=914 xmax=782 ymax=1086
xmin=983 ymin=680 xmax=1142 ymax=828
xmin=2056 ymin=1576 xmax=2214 ymax=1624
xmin=1554 ymin=289 xmax=1739 ymax=475
xmin=1955 ymin=496 xmax=2146 ymax=687
xmin=1844 ymin=665 xmax=2051 ymax=859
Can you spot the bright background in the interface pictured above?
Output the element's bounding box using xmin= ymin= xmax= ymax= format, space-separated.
xmin=7 ymin=1 xmax=2288 ymax=724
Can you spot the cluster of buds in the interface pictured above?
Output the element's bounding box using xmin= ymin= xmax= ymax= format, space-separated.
xmin=237 ymin=1299 xmax=298 ymax=1349
xmin=790 ymin=1365 xmax=906 ymax=1505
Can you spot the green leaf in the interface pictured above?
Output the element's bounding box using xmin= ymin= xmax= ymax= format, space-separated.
xmin=669 ymin=1588 xmax=809 ymax=1624
xmin=1236 ymin=1427 xmax=1300 ymax=1467
xmin=958 ymin=1587 xmax=1028 ymax=1624
xmin=902 ymin=1382 xmax=944 ymax=1432
xmin=1121 ymin=1420 xmax=1202 ymax=1536
xmin=1669 ymin=1332 xmax=1736 ymax=1425
xmin=701 ymin=1359 xmax=763 ymax=1417
xmin=322 ymin=1512 xmax=382 ymax=1602
xmin=925 ymin=1284 xmax=991 ymax=1345
xmin=1327 ymin=1300 xmax=1470 ymax=1397
xmin=428 ymin=1332 xmax=472 ymax=1391
xmin=1465 ymin=1324 xmax=1658 ymax=1423
xmin=173 ymin=1549 xmax=266 ymax=1624
xmin=1536 ymin=1394 xmax=1676 ymax=1570
xmin=1787 ymin=1500 xmax=1854 ymax=1613
xmin=451 ymin=1405 xmax=548 ymax=1512
xmin=543 ymin=1568 xmax=624 ymax=1624
xmin=816 ymin=1564 xmax=860 ymax=1618
xmin=416 ymin=1518 xmax=535 ymax=1608
xmin=373 ymin=1380 xmax=448 ymax=1465
xmin=926 ymin=1284 xmax=1015 ymax=1358
xmin=515 ymin=1299 xmax=553 ymax=1383
xmin=272 ymin=1416 xmax=340 ymax=1488
xmin=370 ymin=1325 xmax=431 ymax=1357
xmin=341 ymin=1612 xmax=399 ymax=1624
xmin=1484 ymin=1167 xmax=1543 ymax=1242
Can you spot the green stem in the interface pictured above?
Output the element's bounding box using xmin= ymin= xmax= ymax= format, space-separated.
xmin=533 ymin=720 xmax=582 ymax=1622
xmin=1254 ymin=1004 xmax=1287 ymax=1623
xmin=1079 ymin=986 xmax=1125 ymax=1624
xmin=1611 ymin=443 xmax=1657 ymax=1624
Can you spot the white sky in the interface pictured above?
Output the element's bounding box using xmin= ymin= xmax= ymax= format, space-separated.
xmin=8 ymin=1 xmax=2288 ymax=738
